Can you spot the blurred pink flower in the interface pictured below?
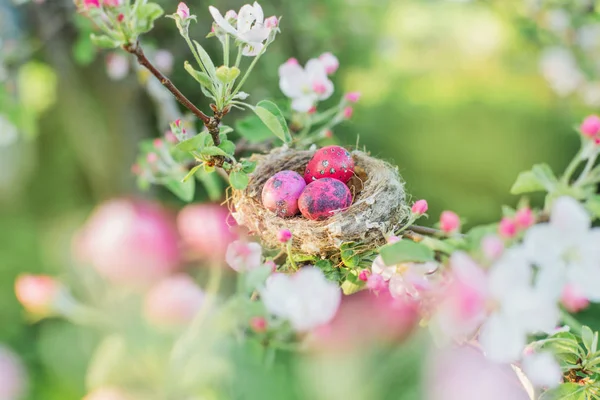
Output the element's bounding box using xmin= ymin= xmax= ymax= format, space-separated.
xmin=515 ymin=207 xmax=534 ymax=229
xmin=250 ymin=316 xmax=267 ymax=332
xmin=440 ymin=211 xmax=460 ymax=233
xmin=176 ymin=2 xmax=190 ymax=20
xmin=105 ymin=53 xmax=129 ymax=80
xmin=277 ymin=229 xmax=292 ymax=243
xmin=264 ymin=16 xmax=279 ymax=29
xmin=83 ymin=387 xmax=134 ymax=400
xmin=144 ymin=274 xmax=205 ymax=327
xmin=153 ymin=50 xmax=174 ymax=75
xmin=561 ymin=284 xmax=589 ymax=313
xmin=74 ymin=199 xmax=180 ymax=287
xmin=343 ymin=106 xmax=353 ymax=119
xmin=581 ymin=115 xmax=600 ymax=138
xmin=0 ymin=346 xmax=27 ymax=400
xmin=345 ymin=92 xmax=361 ymax=103
xmin=225 ymin=240 xmax=262 ymax=272
xmin=83 ymin=0 xmax=100 ymax=8
xmin=498 ymin=217 xmax=517 ymax=238
xmin=411 ymin=199 xmax=428 ymax=215
xmin=103 ymin=0 xmax=121 ymax=7
xmin=14 ymin=274 xmax=60 ymax=315
xmin=177 ymin=204 xmax=237 ymax=260
xmin=427 ymin=346 xmax=529 ymax=400
xmin=319 ymin=52 xmax=339 ymax=75
xmin=481 ymin=234 xmax=504 ymax=260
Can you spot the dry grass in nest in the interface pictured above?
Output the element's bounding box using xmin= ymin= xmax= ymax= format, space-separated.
xmin=230 ymin=147 xmax=409 ymax=256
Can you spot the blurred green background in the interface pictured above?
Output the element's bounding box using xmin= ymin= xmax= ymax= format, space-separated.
xmin=0 ymin=0 xmax=592 ymax=398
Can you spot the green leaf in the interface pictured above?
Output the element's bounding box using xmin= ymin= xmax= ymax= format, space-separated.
xmin=89 ymin=34 xmax=120 ymax=49
xmin=218 ymin=140 xmax=236 ymax=156
xmin=244 ymin=265 xmax=273 ymax=294
xmin=193 ymin=40 xmax=216 ymax=79
xmin=165 ymin=176 xmax=195 ymax=202
xmin=380 ymin=240 xmax=435 ymax=266
xmin=182 ymin=164 xmax=202 ymax=182
xmin=341 ymin=280 xmax=362 ymax=295
xmin=184 ymin=61 xmax=213 ymax=89
xmin=539 ymin=383 xmax=587 ymax=400
xmin=340 ymin=242 xmax=361 ymax=268
xmin=235 ymin=115 xmax=274 ymax=143
xmin=201 ymin=146 xmax=229 ymax=157
xmin=195 ymin=168 xmax=223 ymax=202
xmin=241 ymin=160 xmax=257 ymax=174
xmin=135 ymin=3 xmax=164 ymax=33
xmin=253 ymin=100 xmax=291 ymax=143
xmin=229 ymin=171 xmax=249 ymax=190
xmin=315 ymin=259 xmax=343 ymax=283
xmin=175 ymin=132 xmax=212 ymax=152
xmin=587 ymin=196 xmax=600 ymax=220
xmin=583 ymin=326 xmax=595 ymax=354
xmin=219 ymin=125 xmax=234 ymax=135
xmin=510 ymin=163 xmax=558 ymax=194
xmin=72 ymin=36 xmax=96 ymax=65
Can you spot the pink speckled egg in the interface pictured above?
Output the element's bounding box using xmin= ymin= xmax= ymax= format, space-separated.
xmin=304 ymin=145 xmax=355 ymax=184
xmin=262 ymin=170 xmax=307 ymax=217
xmin=298 ymin=178 xmax=353 ymax=221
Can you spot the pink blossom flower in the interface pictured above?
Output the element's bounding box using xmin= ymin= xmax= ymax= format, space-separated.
xmin=225 ymin=240 xmax=262 ymax=272
xmin=0 ymin=346 xmax=27 ymax=400
xmin=177 ymin=204 xmax=237 ymax=260
xmin=152 ymin=139 xmax=163 ymax=149
xmin=358 ymin=269 xmax=370 ymax=282
xmin=343 ymin=106 xmax=353 ymax=119
xmin=277 ymin=229 xmax=292 ymax=243
xmin=73 ymin=199 xmax=180 ymax=287
xmin=312 ymin=81 xmax=327 ymax=94
xmin=481 ymin=234 xmax=504 ymax=260
xmin=103 ymin=0 xmax=121 ymax=7
xmin=14 ymin=274 xmax=60 ymax=315
xmin=440 ymin=211 xmax=460 ymax=233
xmin=146 ymin=152 xmax=158 ymax=164
xmin=279 ymin=58 xmax=334 ymax=112
xmin=264 ymin=16 xmax=279 ymax=29
xmin=561 ymin=284 xmax=589 ymax=313
xmin=581 ymin=115 xmax=600 ymax=138
xmin=319 ymin=52 xmax=339 ymax=75
xmin=345 ymin=92 xmax=361 ymax=103
xmin=307 ymin=106 xmax=317 ymax=114
xmin=144 ymin=274 xmax=205 ymax=328
xmin=498 ymin=217 xmax=517 ymax=238
xmin=366 ymin=273 xmax=387 ymax=291
xmin=411 ymin=199 xmax=428 ymax=215
xmin=515 ymin=207 xmax=535 ymax=229
xmin=83 ymin=0 xmax=100 ymax=8
xmin=224 ymin=10 xmax=238 ymax=20
xmin=165 ymin=130 xmax=178 ymax=143
xmin=176 ymin=2 xmax=190 ymax=20
xmin=250 ymin=316 xmax=267 ymax=332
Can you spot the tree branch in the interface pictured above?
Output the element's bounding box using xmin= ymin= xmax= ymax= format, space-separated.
xmin=123 ymin=41 xmax=211 ymax=125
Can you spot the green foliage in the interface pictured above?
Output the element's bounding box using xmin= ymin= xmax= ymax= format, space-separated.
xmin=193 ymin=40 xmax=217 ymax=79
xmin=379 ymin=240 xmax=435 ymax=266
xmin=511 ymin=163 xmax=558 ymax=195
xmin=134 ymin=3 xmax=164 ymax=34
xmin=253 ymin=101 xmax=292 ymax=143
xmin=89 ymin=34 xmax=121 ymax=49
xmin=315 ymin=259 xmax=343 ymax=283
xmin=235 ymin=114 xmax=276 ymax=143
xmin=230 ymin=171 xmax=249 ymax=190
xmin=165 ymin=175 xmax=195 ymax=201
xmin=184 ymin=61 xmax=213 ymax=89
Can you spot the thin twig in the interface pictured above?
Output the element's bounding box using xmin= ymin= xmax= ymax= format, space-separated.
xmin=123 ymin=41 xmax=211 ymax=125
xmin=409 ymin=225 xmax=442 ymax=236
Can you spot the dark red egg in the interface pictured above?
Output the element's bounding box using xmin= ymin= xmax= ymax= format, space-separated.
xmin=298 ymin=178 xmax=353 ymax=221
xmin=262 ymin=170 xmax=306 ymax=217
xmin=304 ymin=145 xmax=355 ymax=184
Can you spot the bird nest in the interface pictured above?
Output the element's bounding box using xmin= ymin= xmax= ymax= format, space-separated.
xmin=230 ymin=147 xmax=409 ymax=256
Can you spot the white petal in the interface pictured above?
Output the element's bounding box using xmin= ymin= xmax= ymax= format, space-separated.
xmin=305 ymin=58 xmax=328 ymax=81
xmin=252 ymin=1 xmax=264 ymax=23
xmin=480 ymin=313 xmax=526 ymax=363
xmin=242 ymin=42 xmax=264 ymax=57
xmin=488 ymin=247 xmax=532 ymax=302
xmin=209 ymin=6 xmax=239 ymax=37
xmin=550 ymin=196 xmax=591 ymax=235
xmin=522 ymin=352 xmax=562 ymax=388
xmin=237 ymin=4 xmax=256 ymax=33
xmin=451 ymin=251 xmax=487 ymax=289
xmin=291 ymin=96 xmax=316 ymax=112
xmin=523 ymin=224 xmax=566 ymax=267
xmin=371 ymin=256 xmax=395 ymax=280
xmin=240 ymin=26 xmax=271 ymax=43
xmin=316 ymin=79 xmax=334 ymax=101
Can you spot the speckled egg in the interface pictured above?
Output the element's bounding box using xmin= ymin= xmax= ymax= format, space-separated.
xmin=262 ymin=170 xmax=307 ymax=218
xmin=304 ymin=145 xmax=355 ymax=184
xmin=298 ymin=178 xmax=353 ymax=221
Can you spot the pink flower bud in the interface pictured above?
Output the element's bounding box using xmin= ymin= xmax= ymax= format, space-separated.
xmin=277 ymin=229 xmax=292 ymax=243
xmin=319 ymin=52 xmax=339 ymax=75
xmin=83 ymin=388 xmax=134 ymax=400
xmin=366 ymin=273 xmax=387 ymax=291
xmin=343 ymin=106 xmax=353 ymax=119
xmin=481 ymin=234 xmax=504 ymax=260
xmin=411 ymin=199 xmax=428 ymax=215
xmin=358 ymin=269 xmax=370 ymax=282
xmin=176 ymin=2 xmax=190 ymax=20
xmin=250 ymin=316 xmax=267 ymax=332
xmin=144 ymin=274 xmax=204 ymax=328
xmin=103 ymin=0 xmax=121 ymax=7
xmin=440 ymin=211 xmax=460 ymax=234
xmin=581 ymin=115 xmax=600 ymax=138
xmin=174 ymin=119 xmax=182 ymax=127
xmin=83 ymin=0 xmax=100 ymax=8
xmin=225 ymin=10 xmax=238 ymax=19
xmin=514 ymin=207 xmax=534 ymax=229
xmin=387 ymin=235 xmax=400 ymax=244
xmin=498 ymin=217 xmax=517 ymax=238
xmin=0 ymin=346 xmax=27 ymax=400
xmin=286 ymin=57 xmax=299 ymax=66
xmin=152 ymin=139 xmax=163 ymax=149
xmin=177 ymin=204 xmax=237 ymax=260
xmin=323 ymin=129 xmax=333 ymax=138
xmin=561 ymin=284 xmax=589 ymax=313
xmin=312 ymin=81 xmax=327 ymax=94
xmin=264 ymin=16 xmax=278 ymax=29
xmin=345 ymin=92 xmax=361 ymax=103
xmin=308 ymin=106 xmax=317 ymax=114
xmin=165 ymin=130 xmax=178 ymax=143
xmin=74 ymin=199 xmax=180 ymax=287
xmin=14 ymin=274 xmax=60 ymax=315
xmin=117 ymin=13 xmax=124 ymax=22
xmin=153 ymin=50 xmax=174 ymax=75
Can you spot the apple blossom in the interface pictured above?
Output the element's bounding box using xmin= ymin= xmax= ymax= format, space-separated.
xmin=83 ymin=0 xmax=100 ymax=8
xmin=440 ymin=210 xmax=460 ymax=233
xmin=522 ymin=352 xmax=562 ymax=389
xmin=481 ymin=234 xmax=504 ymax=260
xmin=581 ymin=114 xmax=600 ymax=138
xmin=14 ymin=274 xmax=61 ymax=315
xmin=498 ymin=217 xmax=517 ymax=238
xmin=209 ymin=2 xmax=274 ymax=56
xmin=561 ymin=284 xmax=589 ymax=313
xmin=411 ymin=199 xmax=428 ymax=215
xmin=225 ymin=240 xmax=262 ymax=272
xmin=177 ymin=2 xmax=190 ymax=20
xmin=260 ymin=267 xmax=341 ymax=332
xmin=278 ymin=58 xmax=334 ymax=112
xmin=144 ymin=274 xmax=205 ymax=328
xmin=0 ymin=346 xmax=27 ymax=400
xmin=515 ymin=206 xmax=535 ymax=229
xmin=250 ymin=316 xmax=267 ymax=332
xmin=342 ymin=106 xmax=353 ymax=119
xmin=366 ymin=273 xmax=387 ymax=291
xmin=357 ymin=269 xmax=369 ymax=282
xmin=277 ymin=229 xmax=292 ymax=243
xmin=319 ymin=52 xmax=339 ymax=75
xmin=264 ymin=16 xmax=279 ymax=29
xmin=345 ymin=92 xmax=361 ymax=103
xmin=105 ymin=53 xmax=129 ymax=80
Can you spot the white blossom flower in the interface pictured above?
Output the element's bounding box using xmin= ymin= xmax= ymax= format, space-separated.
xmin=260 ymin=267 xmax=341 ymax=332
xmin=209 ymin=2 xmax=275 ymax=56
xmin=278 ymin=58 xmax=334 ymax=112
xmin=371 ymin=255 xmax=438 ymax=298
xmin=539 ymin=47 xmax=584 ymax=97
xmin=225 ymin=240 xmax=262 ymax=272
xmin=523 ymin=196 xmax=600 ymax=302
xmin=522 ymin=352 xmax=562 ymax=389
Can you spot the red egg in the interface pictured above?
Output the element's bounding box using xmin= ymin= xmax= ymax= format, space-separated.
xmin=298 ymin=178 xmax=353 ymax=221
xmin=262 ymin=170 xmax=307 ymax=217
xmin=304 ymin=145 xmax=355 ymax=184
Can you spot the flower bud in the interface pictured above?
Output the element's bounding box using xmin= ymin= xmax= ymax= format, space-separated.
xmin=358 ymin=269 xmax=370 ymax=282
xmin=561 ymin=284 xmax=589 ymax=313
xmin=308 ymin=106 xmax=317 ymax=114
xmin=0 ymin=346 xmax=27 ymax=400
xmin=322 ymin=129 xmax=333 ymax=138
xmin=277 ymin=229 xmax=292 ymax=243
xmin=15 ymin=274 xmax=61 ymax=315
xmin=177 ymin=204 xmax=237 ymax=260
xmin=74 ymin=199 xmax=180 ymax=287
xmin=345 ymin=92 xmax=361 ymax=103
xmin=144 ymin=274 xmax=205 ymax=328
xmin=312 ymin=81 xmax=327 ymax=95
xmin=83 ymin=0 xmax=100 ymax=8
xmin=343 ymin=106 xmax=353 ymax=119
xmin=250 ymin=316 xmax=267 ymax=332
xmin=498 ymin=217 xmax=517 ymax=238
xmin=581 ymin=115 xmax=600 ymax=138
xmin=176 ymin=2 xmax=190 ymax=20
xmin=215 ymin=66 xmax=240 ymax=84
xmin=319 ymin=52 xmax=339 ymax=75
xmin=440 ymin=211 xmax=460 ymax=234
xmin=83 ymin=387 xmax=134 ymax=400
xmin=411 ymin=199 xmax=428 ymax=215
xmin=224 ymin=10 xmax=238 ymax=20
xmin=146 ymin=152 xmax=158 ymax=164
xmin=103 ymin=0 xmax=121 ymax=7
xmin=264 ymin=16 xmax=279 ymax=29
xmin=515 ymin=207 xmax=534 ymax=229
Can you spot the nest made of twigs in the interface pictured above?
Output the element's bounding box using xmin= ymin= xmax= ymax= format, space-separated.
xmin=230 ymin=147 xmax=409 ymax=256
